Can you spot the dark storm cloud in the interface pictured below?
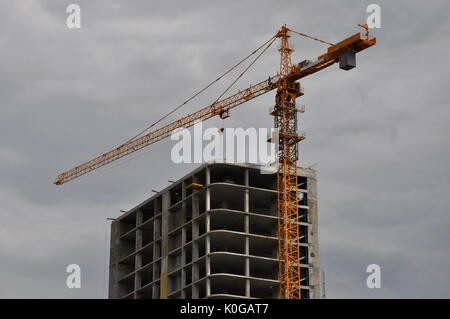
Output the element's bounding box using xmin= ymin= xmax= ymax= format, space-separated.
xmin=0 ymin=0 xmax=449 ymax=298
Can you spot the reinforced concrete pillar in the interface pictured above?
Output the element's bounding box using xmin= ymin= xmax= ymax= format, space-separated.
xmin=307 ymin=173 xmax=320 ymax=299
xmin=180 ymin=181 xmax=187 ymax=299
xmin=205 ymin=166 xmax=211 ymax=297
xmin=108 ymin=220 xmax=120 ymax=298
xmin=152 ymin=199 xmax=161 ymax=299
xmin=160 ymin=191 xmax=170 ymax=299
xmin=244 ymin=168 xmax=250 ymax=297
xmin=134 ymin=209 xmax=143 ymax=299
xmin=191 ymin=175 xmax=200 ymax=299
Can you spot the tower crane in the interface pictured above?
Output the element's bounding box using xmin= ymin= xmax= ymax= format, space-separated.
xmin=54 ymin=24 xmax=376 ymax=299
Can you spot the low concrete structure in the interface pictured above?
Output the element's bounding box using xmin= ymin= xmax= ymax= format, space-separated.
xmin=108 ymin=162 xmax=319 ymax=299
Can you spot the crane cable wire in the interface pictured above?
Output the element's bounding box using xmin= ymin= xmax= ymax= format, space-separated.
xmin=123 ymin=33 xmax=277 ymax=144
xmin=289 ymin=29 xmax=334 ymax=46
xmin=211 ymin=36 xmax=277 ymax=107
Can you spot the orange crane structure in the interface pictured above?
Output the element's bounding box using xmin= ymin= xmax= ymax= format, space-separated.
xmin=54 ymin=24 xmax=376 ymax=299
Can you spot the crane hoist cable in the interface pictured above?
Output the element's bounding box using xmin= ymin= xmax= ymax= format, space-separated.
xmin=123 ymin=34 xmax=277 ymax=145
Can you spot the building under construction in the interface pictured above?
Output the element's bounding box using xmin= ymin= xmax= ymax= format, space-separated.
xmin=108 ymin=162 xmax=320 ymax=299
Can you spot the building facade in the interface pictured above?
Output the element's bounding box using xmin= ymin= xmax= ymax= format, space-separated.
xmin=108 ymin=162 xmax=319 ymax=299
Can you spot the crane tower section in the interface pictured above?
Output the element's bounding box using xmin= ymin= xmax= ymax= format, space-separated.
xmin=273 ymin=26 xmax=305 ymax=299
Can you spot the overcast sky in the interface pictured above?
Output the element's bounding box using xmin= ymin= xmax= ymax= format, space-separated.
xmin=0 ymin=0 xmax=449 ymax=298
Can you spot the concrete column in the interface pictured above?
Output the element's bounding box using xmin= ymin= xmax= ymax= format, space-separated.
xmin=134 ymin=253 xmax=142 ymax=299
xmin=244 ymin=168 xmax=250 ymax=297
xmin=307 ymin=173 xmax=320 ymax=299
xmin=160 ymin=192 xmax=170 ymax=299
xmin=108 ymin=220 xmax=120 ymax=298
xmin=205 ymin=166 xmax=211 ymax=297
xmin=134 ymin=210 xmax=143 ymax=299
xmin=191 ymin=175 xmax=200 ymax=299
xmin=180 ymin=181 xmax=187 ymax=298
xmin=152 ymin=199 xmax=160 ymax=299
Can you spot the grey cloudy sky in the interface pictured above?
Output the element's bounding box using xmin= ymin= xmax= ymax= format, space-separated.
xmin=0 ymin=0 xmax=449 ymax=298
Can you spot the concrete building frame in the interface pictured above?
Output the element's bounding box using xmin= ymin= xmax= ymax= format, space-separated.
xmin=108 ymin=162 xmax=320 ymax=299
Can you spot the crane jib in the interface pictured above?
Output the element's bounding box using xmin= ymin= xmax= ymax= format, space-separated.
xmin=54 ymin=30 xmax=375 ymax=185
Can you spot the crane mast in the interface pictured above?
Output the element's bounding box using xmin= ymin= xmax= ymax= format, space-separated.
xmin=54 ymin=24 xmax=376 ymax=299
xmin=274 ymin=25 xmax=304 ymax=299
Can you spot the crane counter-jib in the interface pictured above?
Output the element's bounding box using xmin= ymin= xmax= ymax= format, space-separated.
xmin=286 ymin=32 xmax=376 ymax=83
